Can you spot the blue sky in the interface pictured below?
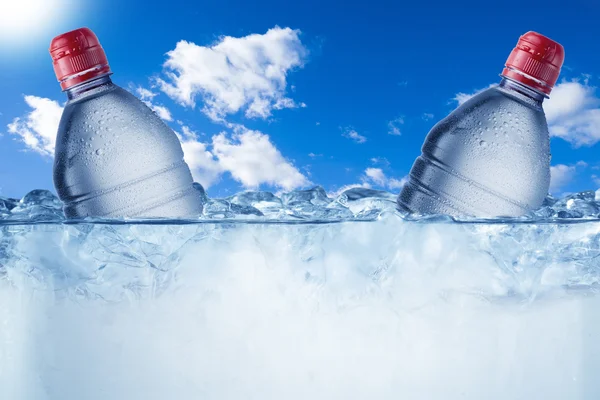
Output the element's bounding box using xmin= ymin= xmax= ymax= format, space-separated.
xmin=1 ymin=0 xmax=600 ymax=199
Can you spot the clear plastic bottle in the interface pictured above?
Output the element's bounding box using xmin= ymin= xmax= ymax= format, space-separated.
xmin=50 ymin=28 xmax=203 ymax=218
xmin=398 ymin=31 xmax=565 ymax=217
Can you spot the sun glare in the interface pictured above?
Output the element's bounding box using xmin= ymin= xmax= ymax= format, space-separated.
xmin=0 ymin=0 xmax=75 ymax=46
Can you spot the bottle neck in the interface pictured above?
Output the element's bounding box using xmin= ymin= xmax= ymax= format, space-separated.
xmin=499 ymin=77 xmax=546 ymax=104
xmin=65 ymin=74 xmax=113 ymax=100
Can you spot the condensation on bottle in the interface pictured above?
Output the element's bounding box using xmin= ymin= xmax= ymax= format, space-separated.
xmin=49 ymin=28 xmax=203 ymax=218
xmin=398 ymin=31 xmax=565 ymax=217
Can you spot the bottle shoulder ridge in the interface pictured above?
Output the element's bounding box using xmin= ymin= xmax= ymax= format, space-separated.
xmin=64 ymin=82 xmax=129 ymax=108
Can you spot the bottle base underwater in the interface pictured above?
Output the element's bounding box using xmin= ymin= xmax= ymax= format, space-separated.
xmin=61 ymin=161 xmax=204 ymax=219
xmin=398 ymin=156 xmax=532 ymax=218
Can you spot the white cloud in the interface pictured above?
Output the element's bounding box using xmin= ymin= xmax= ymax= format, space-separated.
xmin=453 ymin=92 xmax=474 ymax=106
xmin=8 ymin=90 xmax=174 ymax=157
xmin=341 ymin=127 xmax=367 ymax=144
xmin=370 ymin=157 xmax=390 ymax=167
xmin=8 ymin=95 xmax=307 ymax=192
xmin=212 ymin=127 xmax=310 ymax=190
xmin=362 ymin=168 xmax=407 ymax=190
xmin=7 ymin=95 xmax=62 ymax=157
xmin=549 ymin=161 xmax=587 ymax=194
xmin=452 ymin=84 xmax=496 ymax=106
xmin=544 ymin=80 xmax=600 ymax=147
xmin=176 ymin=126 xmax=223 ymax=188
xmin=387 ymin=177 xmax=407 ymax=190
xmin=452 ymin=79 xmax=600 ymax=147
xmin=387 ymin=116 xmax=404 ymax=136
xmin=135 ymin=86 xmax=173 ymax=121
xmin=591 ymin=174 xmax=600 ymax=187
xmin=422 ymin=113 xmax=434 ymax=121
xmin=364 ymin=168 xmax=386 ymax=186
xmin=550 ymin=164 xmax=575 ymax=194
xmin=315 ymin=121 xmax=320 ymax=126
xmin=156 ymin=26 xmax=307 ymax=122
xmin=178 ymin=124 xmax=310 ymax=190
xmin=135 ymin=87 xmax=157 ymax=100
xmin=308 ymin=152 xmax=322 ymax=158
xmin=150 ymin=104 xmax=173 ymax=121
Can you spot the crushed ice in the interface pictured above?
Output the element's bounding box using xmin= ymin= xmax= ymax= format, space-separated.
xmin=2 ymin=185 xmax=600 ymax=399
xmin=2 ymin=185 xmax=600 ymax=223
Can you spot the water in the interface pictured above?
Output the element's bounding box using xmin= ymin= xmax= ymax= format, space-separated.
xmin=399 ymin=78 xmax=551 ymax=218
xmin=2 ymin=187 xmax=600 ymax=399
xmin=54 ymin=75 xmax=204 ymax=219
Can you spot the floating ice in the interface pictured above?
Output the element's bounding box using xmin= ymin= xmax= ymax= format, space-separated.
xmin=1 ymin=186 xmax=600 ymax=399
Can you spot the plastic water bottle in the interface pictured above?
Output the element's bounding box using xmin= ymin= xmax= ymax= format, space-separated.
xmin=50 ymin=28 xmax=203 ymax=218
xmin=398 ymin=31 xmax=565 ymax=218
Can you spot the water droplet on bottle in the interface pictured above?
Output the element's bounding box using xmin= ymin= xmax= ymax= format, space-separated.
xmin=479 ymin=140 xmax=487 ymax=147
xmin=95 ymin=149 xmax=103 ymax=155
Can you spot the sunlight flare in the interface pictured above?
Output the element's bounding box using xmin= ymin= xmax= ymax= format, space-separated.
xmin=0 ymin=0 xmax=73 ymax=44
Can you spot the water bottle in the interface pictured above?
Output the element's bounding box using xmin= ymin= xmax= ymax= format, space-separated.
xmin=398 ymin=31 xmax=564 ymax=217
xmin=50 ymin=28 xmax=203 ymax=218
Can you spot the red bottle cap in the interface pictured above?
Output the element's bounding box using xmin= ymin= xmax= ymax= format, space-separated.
xmin=49 ymin=27 xmax=111 ymax=91
xmin=501 ymin=31 xmax=564 ymax=96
